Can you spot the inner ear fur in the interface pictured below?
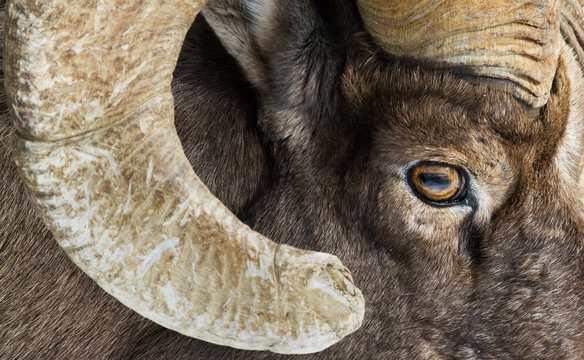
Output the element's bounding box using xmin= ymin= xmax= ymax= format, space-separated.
xmin=202 ymin=0 xmax=277 ymax=87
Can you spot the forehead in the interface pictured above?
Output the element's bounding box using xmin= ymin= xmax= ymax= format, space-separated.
xmin=376 ymin=68 xmax=543 ymax=142
xmin=342 ymin=41 xmax=554 ymax=144
xmin=355 ymin=59 xmax=569 ymax=162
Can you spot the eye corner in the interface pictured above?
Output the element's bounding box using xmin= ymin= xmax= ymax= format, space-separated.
xmin=406 ymin=160 xmax=470 ymax=207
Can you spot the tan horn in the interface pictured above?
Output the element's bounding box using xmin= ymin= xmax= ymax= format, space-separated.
xmin=357 ymin=0 xmax=562 ymax=108
xmin=4 ymin=0 xmax=364 ymax=354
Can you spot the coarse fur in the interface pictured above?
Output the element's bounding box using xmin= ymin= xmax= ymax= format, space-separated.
xmin=3 ymin=0 xmax=584 ymax=359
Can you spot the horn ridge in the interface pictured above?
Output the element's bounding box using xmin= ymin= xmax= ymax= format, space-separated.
xmin=357 ymin=0 xmax=562 ymax=107
xmin=5 ymin=0 xmax=364 ymax=353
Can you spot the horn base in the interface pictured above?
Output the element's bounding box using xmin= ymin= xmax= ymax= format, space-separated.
xmin=357 ymin=0 xmax=562 ymax=107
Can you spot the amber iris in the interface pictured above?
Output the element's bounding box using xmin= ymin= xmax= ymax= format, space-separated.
xmin=410 ymin=163 xmax=465 ymax=203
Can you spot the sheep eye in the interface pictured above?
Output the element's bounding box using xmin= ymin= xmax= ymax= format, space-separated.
xmin=408 ymin=163 xmax=466 ymax=205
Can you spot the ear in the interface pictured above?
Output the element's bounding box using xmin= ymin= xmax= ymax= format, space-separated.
xmin=202 ymin=0 xmax=359 ymax=145
xmin=202 ymin=0 xmax=279 ymax=88
xmin=203 ymin=0 xmax=356 ymax=93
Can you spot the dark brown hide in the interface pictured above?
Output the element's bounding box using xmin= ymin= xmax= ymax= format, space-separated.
xmin=3 ymin=0 xmax=584 ymax=359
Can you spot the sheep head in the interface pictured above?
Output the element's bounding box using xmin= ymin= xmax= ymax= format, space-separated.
xmin=4 ymin=0 xmax=584 ymax=357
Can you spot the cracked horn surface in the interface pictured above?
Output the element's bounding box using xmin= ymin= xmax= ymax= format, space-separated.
xmin=3 ymin=0 xmax=365 ymax=354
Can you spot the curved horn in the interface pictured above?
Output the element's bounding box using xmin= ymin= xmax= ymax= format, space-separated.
xmin=4 ymin=0 xmax=364 ymax=354
xmin=357 ymin=0 xmax=562 ymax=108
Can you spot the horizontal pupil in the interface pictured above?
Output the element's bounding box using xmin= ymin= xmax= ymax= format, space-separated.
xmin=410 ymin=163 xmax=464 ymax=204
xmin=419 ymin=173 xmax=455 ymax=192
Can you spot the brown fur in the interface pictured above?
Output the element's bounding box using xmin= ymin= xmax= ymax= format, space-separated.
xmin=3 ymin=0 xmax=584 ymax=359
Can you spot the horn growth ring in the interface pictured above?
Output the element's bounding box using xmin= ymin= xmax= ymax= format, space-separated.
xmin=4 ymin=0 xmax=364 ymax=354
xmin=357 ymin=0 xmax=562 ymax=107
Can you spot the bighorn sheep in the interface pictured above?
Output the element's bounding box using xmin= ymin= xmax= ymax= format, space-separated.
xmin=3 ymin=0 xmax=584 ymax=358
